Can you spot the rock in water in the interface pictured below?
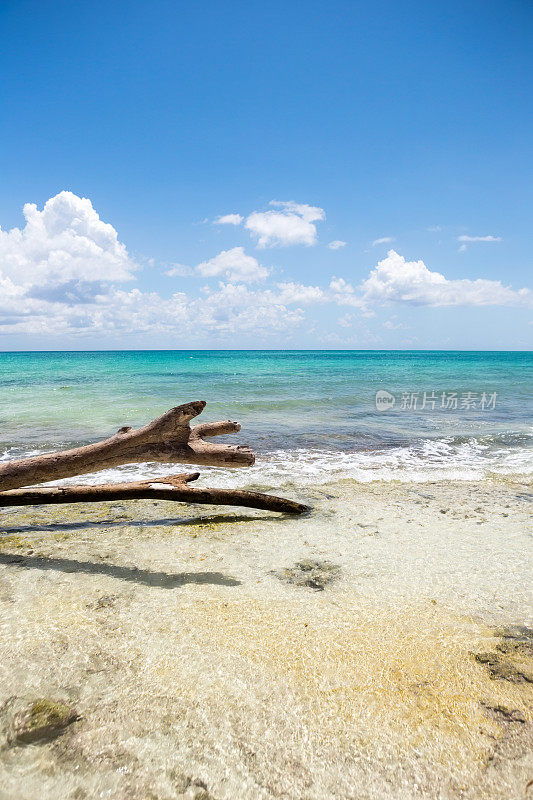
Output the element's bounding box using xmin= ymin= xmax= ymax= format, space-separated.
xmin=11 ymin=698 xmax=79 ymax=744
xmin=274 ymin=559 xmax=341 ymax=590
xmin=495 ymin=625 xmax=533 ymax=657
xmin=474 ymin=625 xmax=533 ymax=684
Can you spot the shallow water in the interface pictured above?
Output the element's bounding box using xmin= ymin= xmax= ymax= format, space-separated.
xmin=1 ymin=350 xmax=532 ymax=484
xmin=0 ymin=479 xmax=531 ymax=799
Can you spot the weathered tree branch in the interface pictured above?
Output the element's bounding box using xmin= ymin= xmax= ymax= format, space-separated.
xmin=0 ymin=401 xmax=255 ymax=492
xmin=0 ymin=403 xmax=310 ymax=515
xmin=0 ymin=473 xmax=309 ymax=515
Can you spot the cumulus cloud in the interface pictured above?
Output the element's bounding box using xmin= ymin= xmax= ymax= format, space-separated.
xmin=371 ymin=236 xmax=395 ymax=247
xmin=214 ymin=213 xmax=243 ymax=226
xmin=328 ymin=240 xmax=346 ymax=250
xmin=102 ymin=284 xmax=304 ymax=336
xmin=1 ymin=193 xmax=530 ymax=343
xmin=244 ymin=201 xmax=325 ymax=247
xmin=106 ymin=282 xmax=321 ymax=337
xmin=0 ymin=280 xmax=310 ymax=339
xmin=360 ymin=250 xmax=532 ymax=307
xmin=0 ymin=191 xmax=135 ymax=289
xmin=328 ymin=277 xmax=366 ymax=309
xmin=194 ymin=283 xmax=304 ymax=333
xmin=0 ymin=194 xmax=320 ymax=338
xmin=275 ymin=282 xmax=325 ymax=304
xmin=329 ymin=277 xmax=354 ymax=294
xmin=195 ymin=247 xmax=269 ymax=283
xmin=213 ymin=200 xmax=326 ymax=247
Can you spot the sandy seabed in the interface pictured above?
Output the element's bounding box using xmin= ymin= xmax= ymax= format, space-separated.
xmin=0 ymin=477 xmax=531 ymax=800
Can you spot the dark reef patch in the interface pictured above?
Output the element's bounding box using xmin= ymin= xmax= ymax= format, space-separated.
xmin=273 ymin=559 xmax=341 ymax=591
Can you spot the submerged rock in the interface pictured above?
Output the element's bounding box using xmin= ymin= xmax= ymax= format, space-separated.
xmin=95 ymin=594 xmax=118 ymax=609
xmin=495 ymin=625 xmax=533 ymax=657
xmin=274 ymin=559 xmax=341 ymax=590
xmin=474 ymin=625 xmax=533 ymax=684
xmin=10 ymin=698 xmax=79 ymax=745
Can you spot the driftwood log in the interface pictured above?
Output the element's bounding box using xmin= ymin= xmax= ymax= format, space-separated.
xmin=0 ymin=403 xmax=309 ymax=515
xmin=0 ymin=401 xmax=253 ymax=492
xmin=0 ymin=473 xmax=308 ymax=515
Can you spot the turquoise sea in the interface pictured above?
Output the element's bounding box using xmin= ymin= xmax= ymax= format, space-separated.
xmin=0 ymin=350 xmax=532 ymax=486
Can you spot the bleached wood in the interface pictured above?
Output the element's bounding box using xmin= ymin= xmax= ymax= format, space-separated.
xmin=0 ymin=401 xmax=255 ymax=492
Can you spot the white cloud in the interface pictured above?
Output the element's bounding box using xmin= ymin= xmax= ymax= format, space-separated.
xmin=1 ymin=193 xmax=530 ymax=343
xmin=244 ymin=201 xmax=325 ymax=247
xmin=275 ymin=282 xmax=325 ymax=304
xmin=329 ymin=276 xmax=354 ymax=294
xmin=371 ymin=236 xmax=395 ymax=247
xmin=360 ymin=250 xmax=532 ymax=307
xmin=195 ymin=247 xmax=269 ymax=283
xmin=457 ymin=235 xmax=502 ymax=243
xmin=214 ymin=213 xmax=243 ymax=226
xmin=328 ymin=277 xmax=367 ymax=309
xmin=328 ymin=240 xmax=346 ymax=250
xmin=270 ymin=201 xmax=324 ymax=223
xmin=0 ymin=191 xmax=135 ymax=289
xmin=0 ymin=281 xmax=308 ymax=339
xmin=457 ymin=234 xmax=502 ymax=252
xmin=193 ymin=283 xmax=304 ymax=333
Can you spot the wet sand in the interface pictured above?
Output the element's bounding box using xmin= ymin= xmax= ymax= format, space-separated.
xmin=0 ymin=477 xmax=531 ymax=800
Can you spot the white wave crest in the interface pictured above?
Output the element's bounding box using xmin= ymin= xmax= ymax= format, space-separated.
xmin=5 ymin=437 xmax=529 ymax=490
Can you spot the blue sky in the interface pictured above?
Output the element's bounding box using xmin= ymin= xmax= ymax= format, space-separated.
xmin=0 ymin=0 xmax=532 ymax=349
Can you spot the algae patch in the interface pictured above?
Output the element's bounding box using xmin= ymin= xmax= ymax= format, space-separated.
xmin=273 ymin=559 xmax=341 ymax=590
xmin=474 ymin=626 xmax=533 ymax=684
xmin=9 ymin=698 xmax=79 ymax=745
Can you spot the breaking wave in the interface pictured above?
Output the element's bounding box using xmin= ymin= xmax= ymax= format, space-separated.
xmin=3 ymin=434 xmax=531 ymax=491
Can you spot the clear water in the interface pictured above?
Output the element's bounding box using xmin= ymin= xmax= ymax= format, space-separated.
xmin=0 ymin=350 xmax=531 ymax=485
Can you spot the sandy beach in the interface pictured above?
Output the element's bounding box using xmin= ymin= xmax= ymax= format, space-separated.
xmin=0 ymin=476 xmax=531 ymax=800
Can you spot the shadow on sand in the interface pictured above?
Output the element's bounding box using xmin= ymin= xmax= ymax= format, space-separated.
xmin=0 ymin=513 xmax=267 ymax=535
xmin=0 ymin=552 xmax=241 ymax=589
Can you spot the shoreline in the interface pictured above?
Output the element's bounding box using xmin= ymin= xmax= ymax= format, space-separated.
xmin=0 ymin=476 xmax=531 ymax=799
